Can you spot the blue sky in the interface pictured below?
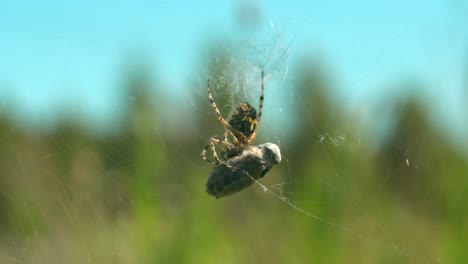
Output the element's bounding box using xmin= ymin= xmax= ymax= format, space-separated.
xmin=0 ymin=1 xmax=467 ymax=135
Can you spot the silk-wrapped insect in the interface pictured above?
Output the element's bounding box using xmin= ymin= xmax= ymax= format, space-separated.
xmin=206 ymin=143 xmax=281 ymax=198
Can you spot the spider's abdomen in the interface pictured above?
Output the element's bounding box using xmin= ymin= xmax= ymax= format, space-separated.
xmin=228 ymin=102 xmax=257 ymax=139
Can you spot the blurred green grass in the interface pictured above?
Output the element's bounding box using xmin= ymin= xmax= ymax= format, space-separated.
xmin=0 ymin=53 xmax=467 ymax=264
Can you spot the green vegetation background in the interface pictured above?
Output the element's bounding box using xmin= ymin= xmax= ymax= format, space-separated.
xmin=0 ymin=51 xmax=467 ymax=263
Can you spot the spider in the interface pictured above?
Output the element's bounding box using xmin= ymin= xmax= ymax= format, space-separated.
xmin=200 ymin=70 xmax=265 ymax=166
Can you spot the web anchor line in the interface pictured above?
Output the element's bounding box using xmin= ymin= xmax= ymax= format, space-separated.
xmin=235 ymin=167 xmax=437 ymax=262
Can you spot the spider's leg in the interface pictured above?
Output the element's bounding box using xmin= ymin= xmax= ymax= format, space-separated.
xmin=220 ymin=130 xmax=241 ymax=160
xmin=200 ymin=136 xmax=235 ymax=165
xmin=257 ymin=70 xmax=265 ymax=123
xmin=223 ymin=130 xmax=229 ymax=142
xmin=200 ymin=141 xmax=221 ymax=165
xmin=224 ymin=129 xmax=239 ymax=146
xmin=207 ymin=79 xmax=248 ymax=143
xmin=247 ymin=70 xmax=265 ymax=144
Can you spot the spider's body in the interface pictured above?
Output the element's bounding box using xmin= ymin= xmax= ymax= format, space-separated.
xmin=219 ymin=102 xmax=257 ymax=160
xmin=228 ymin=102 xmax=257 ymax=140
xmin=201 ymin=71 xmax=281 ymax=198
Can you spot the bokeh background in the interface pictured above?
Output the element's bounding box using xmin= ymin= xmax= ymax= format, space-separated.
xmin=1 ymin=1 xmax=468 ymax=263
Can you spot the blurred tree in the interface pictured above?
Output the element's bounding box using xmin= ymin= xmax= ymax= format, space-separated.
xmin=373 ymin=85 xmax=458 ymax=214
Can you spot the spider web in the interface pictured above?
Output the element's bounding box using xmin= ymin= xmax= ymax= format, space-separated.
xmin=189 ymin=23 xmax=446 ymax=264
xmin=0 ymin=10 xmax=462 ymax=264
